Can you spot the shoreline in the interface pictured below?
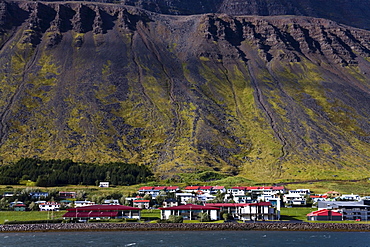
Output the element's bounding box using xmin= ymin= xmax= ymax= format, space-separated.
xmin=1 ymin=222 xmax=370 ymax=233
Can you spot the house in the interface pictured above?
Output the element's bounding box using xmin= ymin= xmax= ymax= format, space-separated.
xmin=74 ymin=200 xmax=95 ymax=207
xmin=159 ymin=204 xmax=220 ymax=220
xmin=176 ymin=193 xmax=197 ymax=204
xmin=206 ymin=202 xmax=278 ymax=221
xmin=245 ymin=186 xmax=285 ymax=196
xmin=163 ymin=198 xmax=178 ymax=208
xmin=99 ymin=182 xmax=109 ymax=188
xmin=310 ymin=195 xmax=328 ymax=203
xmin=39 ymin=202 xmax=61 ymax=211
xmin=340 ymin=194 xmax=360 ymax=201
xmin=13 ymin=203 xmax=27 ymax=211
xmin=232 ymin=194 xmax=252 ymax=203
xmin=199 ymin=186 xmax=213 ymax=194
xmin=318 ymin=201 xmax=370 ymax=221
xmin=103 ymin=199 xmax=120 ymax=205
xmin=138 ymin=187 xmax=154 ymax=196
xmin=29 ymin=192 xmax=49 ymax=200
xmin=283 ymin=190 xmax=307 ymax=206
xmin=151 ymin=186 xmax=167 ymax=199
xmin=307 ymin=209 xmax=343 ymax=221
xmin=166 ymin=186 xmax=180 ymax=193
xmin=237 ymin=202 xmax=277 ymax=221
xmin=288 ymin=189 xmax=310 ymax=196
xmin=197 ymin=193 xmax=216 ymax=202
xmin=227 ymin=187 xmax=246 ymax=196
xmin=63 ymin=205 xmax=142 ymax=220
xmin=59 ymin=191 xmax=76 ymax=199
xmin=212 ymin=186 xmax=226 ymax=194
xmin=183 ymin=186 xmax=200 ymax=193
xmin=205 ymin=203 xmax=240 ymax=219
xmin=325 ymin=191 xmax=341 ymax=198
xmin=3 ymin=192 xmax=14 ymax=197
xmin=283 ymin=194 xmax=306 ymax=206
xmin=133 ymin=199 xmax=150 ymax=209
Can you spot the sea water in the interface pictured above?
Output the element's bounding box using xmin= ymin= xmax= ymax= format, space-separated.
xmin=0 ymin=230 xmax=369 ymax=247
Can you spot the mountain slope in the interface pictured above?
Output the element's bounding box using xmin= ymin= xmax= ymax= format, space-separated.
xmin=0 ymin=1 xmax=369 ymax=181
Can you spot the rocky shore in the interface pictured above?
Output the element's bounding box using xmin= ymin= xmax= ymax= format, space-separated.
xmin=1 ymin=222 xmax=370 ymax=233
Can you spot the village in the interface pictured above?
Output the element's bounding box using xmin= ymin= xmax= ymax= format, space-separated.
xmin=2 ymin=182 xmax=370 ymax=224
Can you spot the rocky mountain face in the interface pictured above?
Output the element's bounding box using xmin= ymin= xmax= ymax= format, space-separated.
xmin=121 ymin=0 xmax=370 ymax=30
xmin=0 ymin=1 xmax=369 ymax=181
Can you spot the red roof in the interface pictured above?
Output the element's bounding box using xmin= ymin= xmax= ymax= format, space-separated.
xmin=153 ymin=186 xmax=167 ymax=190
xmin=310 ymin=195 xmax=328 ymax=198
xmin=139 ymin=187 xmax=154 ymax=191
xmin=159 ymin=204 xmax=220 ymax=210
xmin=63 ymin=211 xmax=119 ymax=218
xmin=199 ymin=186 xmax=213 ymax=190
xmin=230 ymin=187 xmax=246 ymax=190
xmin=246 ymin=186 xmax=285 ymax=190
xmin=307 ymin=209 xmax=342 ymax=217
xmin=134 ymin=200 xmax=150 ymax=203
xmin=213 ymin=186 xmax=225 ymax=190
xmin=205 ymin=202 xmax=272 ymax=207
xmin=67 ymin=205 xmax=141 ymax=212
xmin=166 ymin=186 xmax=179 ymax=190
xmin=184 ymin=186 xmax=200 ymax=190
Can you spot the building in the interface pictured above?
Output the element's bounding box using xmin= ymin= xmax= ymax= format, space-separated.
xmin=212 ymin=186 xmax=226 ymax=194
xmin=163 ymin=198 xmax=178 ymax=208
xmin=103 ymin=199 xmax=120 ymax=205
xmin=63 ymin=205 xmax=142 ymax=220
xmin=159 ymin=204 xmax=220 ymax=220
xmin=307 ymin=209 xmax=343 ymax=221
xmin=59 ymin=192 xmax=76 ymax=199
xmin=325 ymin=191 xmax=341 ymax=198
xmin=227 ymin=187 xmax=246 ymax=196
xmin=29 ymin=192 xmax=49 ymax=200
xmin=237 ymin=202 xmax=277 ymax=221
xmin=318 ymin=201 xmax=370 ymax=221
xmin=99 ymin=182 xmax=109 ymax=188
xmin=133 ymin=199 xmax=150 ymax=209
xmin=176 ymin=193 xmax=197 ymax=204
xmin=39 ymin=202 xmax=61 ymax=211
xmin=340 ymin=194 xmax=361 ymax=201
xmin=245 ymin=186 xmax=286 ymax=195
xmin=13 ymin=203 xmax=27 ymax=211
xmin=199 ymin=186 xmax=213 ymax=194
xmin=74 ymin=200 xmax=95 ymax=207
xmin=183 ymin=186 xmax=200 ymax=193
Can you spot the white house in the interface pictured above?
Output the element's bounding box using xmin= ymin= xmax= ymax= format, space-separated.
xmin=39 ymin=202 xmax=61 ymax=211
xmin=74 ymin=200 xmax=96 ymax=207
xmin=159 ymin=204 xmax=220 ymax=220
xmin=176 ymin=193 xmax=197 ymax=204
xmin=99 ymin=182 xmax=109 ymax=188
xmin=227 ymin=187 xmax=246 ymax=196
xmin=237 ymin=202 xmax=277 ymax=221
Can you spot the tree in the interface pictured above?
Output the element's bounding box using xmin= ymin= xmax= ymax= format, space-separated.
xmin=199 ymin=212 xmax=211 ymax=222
xmin=28 ymin=202 xmax=39 ymax=211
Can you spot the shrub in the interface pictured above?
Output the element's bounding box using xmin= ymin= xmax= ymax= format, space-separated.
xmin=168 ymin=215 xmax=183 ymax=223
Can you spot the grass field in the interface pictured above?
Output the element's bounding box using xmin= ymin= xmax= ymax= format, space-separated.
xmin=0 ymin=211 xmax=66 ymax=224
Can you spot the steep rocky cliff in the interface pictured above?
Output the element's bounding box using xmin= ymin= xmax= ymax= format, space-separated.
xmin=0 ymin=1 xmax=369 ymax=181
xmin=120 ymin=0 xmax=370 ymax=30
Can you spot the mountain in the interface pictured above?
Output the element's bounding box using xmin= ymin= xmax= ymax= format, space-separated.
xmin=0 ymin=1 xmax=369 ymax=181
xmin=121 ymin=0 xmax=370 ymax=30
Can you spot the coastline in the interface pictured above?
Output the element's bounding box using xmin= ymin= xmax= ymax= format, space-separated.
xmin=1 ymin=222 xmax=370 ymax=233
